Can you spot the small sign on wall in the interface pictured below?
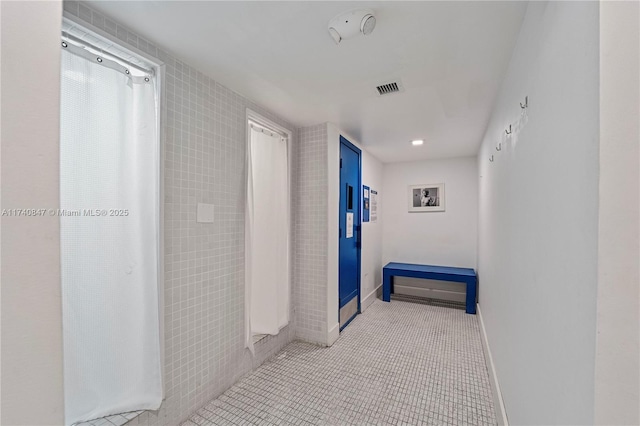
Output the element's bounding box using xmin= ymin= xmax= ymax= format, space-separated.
xmin=346 ymin=212 xmax=354 ymax=238
xmin=370 ymin=190 xmax=378 ymax=222
xmin=363 ymin=185 xmax=370 ymax=222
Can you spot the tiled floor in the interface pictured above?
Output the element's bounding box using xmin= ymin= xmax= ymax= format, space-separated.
xmin=75 ymin=410 xmax=143 ymax=426
xmin=182 ymin=300 xmax=496 ymax=426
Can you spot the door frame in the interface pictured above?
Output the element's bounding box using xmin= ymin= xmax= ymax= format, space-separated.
xmin=338 ymin=135 xmax=362 ymax=331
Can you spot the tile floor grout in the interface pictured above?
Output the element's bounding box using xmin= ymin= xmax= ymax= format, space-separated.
xmin=181 ymin=299 xmax=496 ymax=426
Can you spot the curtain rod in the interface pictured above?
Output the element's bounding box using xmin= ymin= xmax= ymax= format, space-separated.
xmin=249 ymin=121 xmax=287 ymax=139
xmin=62 ymin=31 xmax=154 ymax=76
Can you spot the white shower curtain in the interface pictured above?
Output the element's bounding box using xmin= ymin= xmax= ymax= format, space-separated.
xmin=245 ymin=126 xmax=290 ymax=353
xmin=60 ymin=49 xmax=162 ymax=424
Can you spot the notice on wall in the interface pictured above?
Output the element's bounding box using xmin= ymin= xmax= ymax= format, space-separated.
xmin=370 ymin=190 xmax=378 ymax=223
xmin=363 ymin=185 xmax=370 ymax=222
xmin=346 ymin=212 xmax=354 ymax=238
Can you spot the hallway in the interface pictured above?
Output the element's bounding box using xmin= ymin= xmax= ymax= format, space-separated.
xmin=182 ymin=301 xmax=496 ymax=426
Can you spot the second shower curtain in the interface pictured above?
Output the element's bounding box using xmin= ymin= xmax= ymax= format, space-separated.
xmin=245 ymin=125 xmax=290 ymax=353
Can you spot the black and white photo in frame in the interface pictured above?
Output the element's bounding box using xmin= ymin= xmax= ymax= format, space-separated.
xmin=408 ymin=183 xmax=445 ymax=212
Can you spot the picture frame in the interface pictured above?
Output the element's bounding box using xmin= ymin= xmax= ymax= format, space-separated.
xmin=408 ymin=183 xmax=445 ymax=212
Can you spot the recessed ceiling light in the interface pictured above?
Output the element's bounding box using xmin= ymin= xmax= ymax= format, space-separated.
xmin=411 ymin=139 xmax=424 ymax=146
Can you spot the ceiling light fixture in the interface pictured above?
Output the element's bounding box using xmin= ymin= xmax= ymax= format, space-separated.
xmin=411 ymin=139 xmax=424 ymax=146
xmin=328 ymin=9 xmax=376 ymax=44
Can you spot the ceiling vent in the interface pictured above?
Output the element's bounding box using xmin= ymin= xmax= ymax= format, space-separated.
xmin=375 ymin=80 xmax=404 ymax=96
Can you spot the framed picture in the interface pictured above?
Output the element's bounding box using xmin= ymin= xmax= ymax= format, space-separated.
xmin=408 ymin=183 xmax=445 ymax=212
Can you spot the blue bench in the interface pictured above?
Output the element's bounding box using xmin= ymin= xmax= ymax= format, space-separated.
xmin=382 ymin=262 xmax=477 ymax=314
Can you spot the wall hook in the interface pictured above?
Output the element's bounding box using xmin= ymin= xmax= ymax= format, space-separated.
xmin=505 ymin=125 xmax=512 ymax=135
xmin=520 ymin=96 xmax=528 ymax=109
xmin=489 ymin=155 xmax=494 ymax=162
xmin=496 ymin=143 xmax=502 ymax=151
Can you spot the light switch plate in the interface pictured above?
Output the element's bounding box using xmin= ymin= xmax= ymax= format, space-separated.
xmin=197 ymin=203 xmax=214 ymax=223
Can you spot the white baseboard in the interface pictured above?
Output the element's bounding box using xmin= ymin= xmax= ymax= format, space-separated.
xmin=361 ymin=284 xmax=382 ymax=312
xmin=477 ymin=304 xmax=509 ymax=426
xmin=327 ymin=322 xmax=339 ymax=346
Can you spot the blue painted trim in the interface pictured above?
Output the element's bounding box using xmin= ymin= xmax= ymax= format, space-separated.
xmin=341 ymin=289 xmax=358 ymax=305
xmin=382 ymin=262 xmax=477 ymax=315
xmin=339 ymin=135 xmax=362 ymax=324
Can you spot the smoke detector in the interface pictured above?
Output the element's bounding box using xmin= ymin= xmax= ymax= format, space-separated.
xmin=328 ymin=9 xmax=376 ymax=44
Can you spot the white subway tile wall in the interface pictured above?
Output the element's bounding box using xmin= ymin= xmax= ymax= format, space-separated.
xmin=63 ymin=2 xmax=297 ymax=424
xmin=293 ymin=125 xmax=329 ymax=345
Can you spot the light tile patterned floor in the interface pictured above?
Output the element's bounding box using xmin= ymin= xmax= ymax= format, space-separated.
xmin=182 ymin=300 xmax=496 ymax=426
xmin=75 ymin=410 xmax=143 ymax=426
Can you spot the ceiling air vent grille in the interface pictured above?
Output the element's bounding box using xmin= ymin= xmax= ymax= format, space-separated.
xmin=375 ymin=80 xmax=404 ymax=96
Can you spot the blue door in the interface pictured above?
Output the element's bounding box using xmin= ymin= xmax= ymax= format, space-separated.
xmin=339 ymin=136 xmax=361 ymax=330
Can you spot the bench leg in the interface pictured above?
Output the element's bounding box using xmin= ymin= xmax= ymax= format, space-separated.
xmin=466 ymin=278 xmax=477 ymax=314
xmin=383 ymin=271 xmax=391 ymax=302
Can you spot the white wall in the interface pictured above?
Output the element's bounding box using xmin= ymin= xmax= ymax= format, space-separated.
xmin=327 ymin=123 xmax=384 ymax=344
xmin=382 ymin=157 xmax=478 ymax=269
xmin=0 ymin=1 xmax=65 ymax=424
xmin=594 ymin=2 xmax=639 ymax=424
xmin=477 ymin=2 xmax=599 ymax=425
xmin=360 ymin=146 xmax=384 ymax=310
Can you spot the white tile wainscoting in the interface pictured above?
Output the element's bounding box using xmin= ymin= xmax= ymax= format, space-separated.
xmin=62 ymin=2 xmax=297 ymax=424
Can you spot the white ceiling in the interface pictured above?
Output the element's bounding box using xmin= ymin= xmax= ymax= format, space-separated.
xmin=88 ymin=1 xmax=528 ymax=163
